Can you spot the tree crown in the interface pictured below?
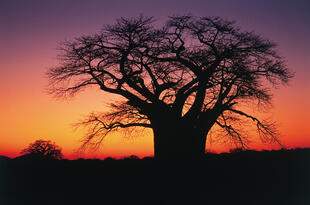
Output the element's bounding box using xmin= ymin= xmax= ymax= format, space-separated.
xmin=47 ymin=15 xmax=293 ymax=151
xmin=21 ymin=139 xmax=63 ymax=160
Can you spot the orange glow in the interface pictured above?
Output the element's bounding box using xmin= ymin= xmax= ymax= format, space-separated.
xmin=1 ymin=78 xmax=309 ymax=159
xmin=1 ymin=50 xmax=309 ymax=159
xmin=1 ymin=1 xmax=309 ymax=159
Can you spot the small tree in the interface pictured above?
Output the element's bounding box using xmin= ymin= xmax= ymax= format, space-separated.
xmin=21 ymin=139 xmax=63 ymax=160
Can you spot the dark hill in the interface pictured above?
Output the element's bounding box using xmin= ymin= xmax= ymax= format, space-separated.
xmin=1 ymin=148 xmax=310 ymax=204
xmin=0 ymin=155 xmax=10 ymax=161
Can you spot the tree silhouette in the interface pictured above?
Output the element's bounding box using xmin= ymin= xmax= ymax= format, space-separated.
xmin=47 ymin=15 xmax=293 ymax=159
xmin=21 ymin=139 xmax=63 ymax=160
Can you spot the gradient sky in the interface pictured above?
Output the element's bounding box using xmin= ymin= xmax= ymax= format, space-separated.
xmin=1 ymin=0 xmax=309 ymax=159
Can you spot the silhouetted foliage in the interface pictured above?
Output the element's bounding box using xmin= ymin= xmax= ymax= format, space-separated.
xmin=122 ymin=155 xmax=140 ymax=160
xmin=0 ymin=156 xmax=10 ymax=161
xmin=2 ymin=148 xmax=310 ymax=204
xmin=47 ymin=15 xmax=293 ymax=159
xmin=229 ymin=147 xmax=246 ymax=153
xmin=20 ymin=139 xmax=63 ymax=160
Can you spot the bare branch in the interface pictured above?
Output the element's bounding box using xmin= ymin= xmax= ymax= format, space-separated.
xmin=228 ymin=108 xmax=283 ymax=146
xmin=75 ymin=102 xmax=151 ymax=151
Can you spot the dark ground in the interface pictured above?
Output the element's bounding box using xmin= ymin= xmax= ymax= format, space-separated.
xmin=1 ymin=148 xmax=310 ymax=205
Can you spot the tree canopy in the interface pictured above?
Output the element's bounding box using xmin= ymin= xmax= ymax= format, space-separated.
xmin=21 ymin=139 xmax=63 ymax=160
xmin=47 ymin=15 xmax=293 ymax=158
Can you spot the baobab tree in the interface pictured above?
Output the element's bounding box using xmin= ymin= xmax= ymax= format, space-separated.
xmin=21 ymin=139 xmax=63 ymax=160
xmin=47 ymin=15 xmax=293 ymax=160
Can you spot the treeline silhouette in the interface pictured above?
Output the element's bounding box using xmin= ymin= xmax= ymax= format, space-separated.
xmin=1 ymin=148 xmax=310 ymax=204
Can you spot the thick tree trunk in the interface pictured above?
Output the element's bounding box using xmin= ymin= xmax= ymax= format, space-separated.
xmin=151 ymin=117 xmax=209 ymax=160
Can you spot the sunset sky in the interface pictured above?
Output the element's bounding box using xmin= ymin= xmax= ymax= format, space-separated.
xmin=1 ymin=0 xmax=309 ymax=159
